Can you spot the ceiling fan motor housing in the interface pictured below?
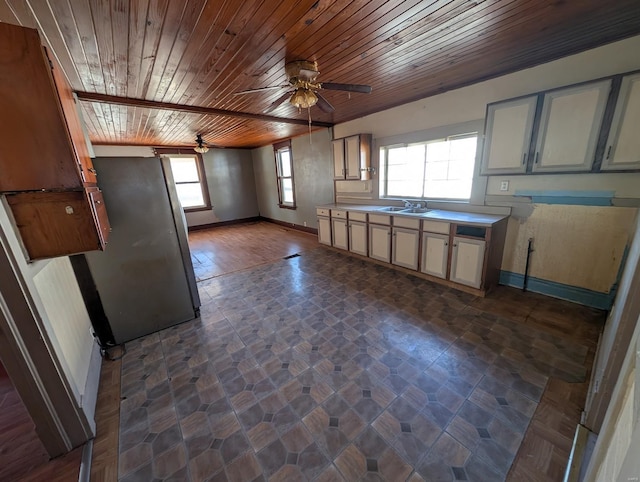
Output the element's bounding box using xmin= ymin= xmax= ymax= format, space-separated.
xmin=285 ymin=60 xmax=320 ymax=83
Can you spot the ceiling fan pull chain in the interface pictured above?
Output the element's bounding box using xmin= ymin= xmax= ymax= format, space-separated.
xmin=308 ymin=107 xmax=312 ymax=138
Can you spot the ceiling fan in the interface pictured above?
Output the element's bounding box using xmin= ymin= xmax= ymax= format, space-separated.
xmin=234 ymin=60 xmax=372 ymax=114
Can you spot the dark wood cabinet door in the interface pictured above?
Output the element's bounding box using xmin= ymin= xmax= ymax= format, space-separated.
xmin=0 ymin=23 xmax=83 ymax=192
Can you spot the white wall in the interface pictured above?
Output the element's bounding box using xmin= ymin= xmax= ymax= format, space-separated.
xmin=0 ymin=197 xmax=96 ymax=411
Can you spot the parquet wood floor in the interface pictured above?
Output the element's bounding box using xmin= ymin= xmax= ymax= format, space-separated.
xmin=188 ymin=221 xmax=320 ymax=282
xmin=0 ymin=363 xmax=51 ymax=481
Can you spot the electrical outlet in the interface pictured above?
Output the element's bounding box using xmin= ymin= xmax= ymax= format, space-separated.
xmin=303 ymin=221 xmax=307 ymax=227
xmin=500 ymin=180 xmax=509 ymax=191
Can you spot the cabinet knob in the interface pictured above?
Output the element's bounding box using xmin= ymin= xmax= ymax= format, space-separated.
xmin=88 ymin=168 xmax=97 ymax=174
xmin=95 ymin=200 xmax=102 ymax=204
xmin=445 ymin=242 xmax=448 ymax=246
xmin=453 ymin=243 xmax=458 ymax=247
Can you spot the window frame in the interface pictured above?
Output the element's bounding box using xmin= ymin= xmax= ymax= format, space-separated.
xmin=379 ymin=132 xmax=479 ymax=202
xmin=155 ymin=148 xmax=211 ymax=212
xmin=274 ymin=140 xmax=296 ymax=209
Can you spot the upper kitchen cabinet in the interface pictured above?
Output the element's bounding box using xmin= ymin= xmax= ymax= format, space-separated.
xmin=333 ymin=134 xmax=372 ymax=180
xmin=601 ymin=73 xmax=640 ymax=171
xmin=0 ymin=23 xmax=110 ymax=260
xmin=0 ymin=23 xmax=95 ymax=191
xmin=481 ymin=96 xmax=537 ymax=174
xmin=532 ymin=80 xmax=611 ymax=173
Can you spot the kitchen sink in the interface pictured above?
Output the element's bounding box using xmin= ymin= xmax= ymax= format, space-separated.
xmin=400 ymin=207 xmax=430 ymax=214
xmin=377 ymin=206 xmax=405 ymax=212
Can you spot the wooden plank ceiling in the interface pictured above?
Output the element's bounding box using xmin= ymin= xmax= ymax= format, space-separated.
xmin=2 ymin=0 xmax=640 ymax=149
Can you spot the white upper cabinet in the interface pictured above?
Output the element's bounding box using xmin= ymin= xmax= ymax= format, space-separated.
xmin=533 ymin=80 xmax=611 ymax=172
xmin=332 ymin=134 xmax=372 ymax=180
xmin=601 ymin=73 xmax=640 ymax=171
xmin=332 ymin=139 xmax=346 ymax=179
xmin=481 ymin=96 xmax=537 ymax=174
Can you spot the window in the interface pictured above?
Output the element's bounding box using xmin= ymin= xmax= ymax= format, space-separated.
xmin=274 ymin=140 xmax=296 ymax=208
xmin=157 ymin=151 xmax=210 ymax=211
xmin=380 ymin=133 xmax=478 ymax=200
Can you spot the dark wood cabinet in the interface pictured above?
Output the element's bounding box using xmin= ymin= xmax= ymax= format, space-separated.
xmin=0 ymin=23 xmax=109 ymax=260
xmin=6 ymin=190 xmax=106 ymax=259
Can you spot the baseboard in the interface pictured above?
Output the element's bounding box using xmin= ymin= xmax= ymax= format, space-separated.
xmin=81 ymin=340 xmax=102 ymax=436
xmin=78 ymin=439 xmax=93 ymax=482
xmin=499 ymin=271 xmax=614 ymax=310
xmin=260 ymin=217 xmax=318 ymax=235
xmin=187 ymin=216 xmax=261 ymax=231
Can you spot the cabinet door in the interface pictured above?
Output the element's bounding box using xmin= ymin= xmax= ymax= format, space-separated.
xmin=317 ymin=216 xmax=331 ymax=245
xmin=332 ymin=218 xmax=348 ymax=250
xmin=450 ymin=237 xmax=485 ymax=289
xmin=86 ymin=188 xmax=110 ymax=246
xmin=481 ymin=96 xmax=537 ymax=174
xmin=421 ymin=232 xmax=449 ymax=279
xmin=349 ymin=221 xmax=368 ymax=256
xmin=0 ymin=24 xmax=83 ymax=191
xmin=533 ymin=80 xmax=610 ymax=172
xmin=602 ymin=73 xmax=640 ymax=171
xmin=369 ymin=224 xmax=391 ymax=263
xmin=332 ymin=139 xmax=345 ymax=179
xmin=392 ymin=228 xmax=419 ymax=270
xmin=345 ymin=135 xmax=361 ymax=180
xmin=49 ymin=53 xmax=97 ymax=185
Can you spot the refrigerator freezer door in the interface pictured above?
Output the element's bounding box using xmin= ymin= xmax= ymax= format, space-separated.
xmin=85 ymin=157 xmax=198 ymax=344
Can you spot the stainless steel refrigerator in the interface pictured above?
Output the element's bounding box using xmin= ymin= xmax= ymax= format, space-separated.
xmin=80 ymin=156 xmax=200 ymax=344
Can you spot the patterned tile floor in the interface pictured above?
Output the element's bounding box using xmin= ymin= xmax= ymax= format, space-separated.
xmin=117 ymin=248 xmax=600 ymax=481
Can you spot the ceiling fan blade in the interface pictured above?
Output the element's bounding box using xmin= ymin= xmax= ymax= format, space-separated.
xmin=234 ymin=84 xmax=288 ymax=95
xmin=321 ymin=82 xmax=372 ymax=94
xmin=264 ymin=91 xmax=293 ymax=113
xmin=315 ymin=93 xmax=335 ymax=113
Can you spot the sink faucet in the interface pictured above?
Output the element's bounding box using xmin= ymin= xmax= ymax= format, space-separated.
xmin=403 ymin=200 xmax=414 ymax=209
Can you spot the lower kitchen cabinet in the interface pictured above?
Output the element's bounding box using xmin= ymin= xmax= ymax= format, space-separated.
xmin=392 ymin=227 xmax=420 ymax=270
xmin=6 ymin=188 xmax=110 ymax=260
xmin=421 ymin=232 xmax=449 ymax=279
xmin=316 ymin=205 xmax=508 ymax=295
xmin=349 ymin=221 xmax=368 ymax=256
xmin=369 ymin=223 xmax=391 ymax=263
xmin=332 ymin=218 xmax=348 ymax=250
xmin=450 ymin=236 xmax=486 ymax=289
xmin=317 ymin=208 xmax=331 ymax=246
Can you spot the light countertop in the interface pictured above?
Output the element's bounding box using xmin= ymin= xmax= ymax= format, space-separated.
xmin=317 ymin=203 xmax=508 ymax=227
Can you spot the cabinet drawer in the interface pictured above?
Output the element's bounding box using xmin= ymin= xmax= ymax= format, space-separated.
xmin=368 ymin=213 xmax=391 ymax=225
xmin=331 ymin=209 xmax=347 ymax=219
xmin=393 ymin=216 xmax=420 ymax=230
xmin=316 ymin=208 xmax=330 ymax=217
xmin=348 ymin=211 xmax=367 ymax=222
xmin=422 ymin=220 xmax=450 ymax=235
xmin=6 ymin=190 xmax=104 ymax=260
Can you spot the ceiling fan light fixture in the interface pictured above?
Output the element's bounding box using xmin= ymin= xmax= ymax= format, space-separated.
xmin=194 ymin=134 xmax=209 ymax=153
xmin=289 ymin=88 xmax=318 ymax=109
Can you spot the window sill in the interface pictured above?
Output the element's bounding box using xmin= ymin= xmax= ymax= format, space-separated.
xmin=184 ymin=205 xmax=212 ymax=213
xmin=278 ymin=204 xmax=297 ymax=210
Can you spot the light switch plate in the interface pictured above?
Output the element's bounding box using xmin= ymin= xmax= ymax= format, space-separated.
xmin=500 ymin=180 xmax=509 ymax=191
